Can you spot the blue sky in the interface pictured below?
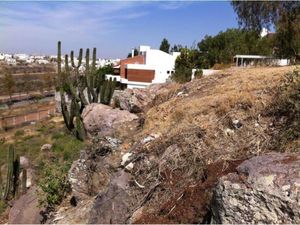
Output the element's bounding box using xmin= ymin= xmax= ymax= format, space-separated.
xmin=0 ymin=1 xmax=238 ymax=58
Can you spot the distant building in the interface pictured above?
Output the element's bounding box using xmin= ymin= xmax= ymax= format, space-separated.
xmin=260 ymin=28 xmax=275 ymax=39
xmin=14 ymin=53 xmax=29 ymax=61
xmin=106 ymin=45 xmax=180 ymax=89
xmin=234 ymin=55 xmax=290 ymax=67
xmin=37 ymin=59 xmax=49 ymax=64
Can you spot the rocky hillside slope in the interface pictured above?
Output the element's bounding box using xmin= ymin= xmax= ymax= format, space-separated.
xmin=49 ymin=66 xmax=300 ymax=224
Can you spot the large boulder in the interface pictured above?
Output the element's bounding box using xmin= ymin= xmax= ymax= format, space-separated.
xmin=8 ymin=187 xmax=43 ymax=224
xmin=82 ymin=103 xmax=139 ymax=137
xmin=211 ymin=152 xmax=300 ymax=224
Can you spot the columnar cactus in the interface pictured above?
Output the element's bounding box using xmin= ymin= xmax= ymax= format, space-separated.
xmin=57 ymin=41 xmax=116 ymax=140
xmin=3 ymin=145 xmax=14 ymax=200
xmin=12 ymin=154 xmax=21 ymax=197
xmin=1 ymin=146 xmax=28 ymax=200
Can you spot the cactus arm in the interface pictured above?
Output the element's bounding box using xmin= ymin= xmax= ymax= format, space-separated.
xmin=57 ymin=41 xmax=62 ymax=74
xmin=100 ymin=80 xmax=107 ymax=104
xmin=21 ymin=169 xmax=27 ymax=194
xmin=60 ymin=89 xmax=71 ymax=130
xmin=13 ymin=155 xmax=20 ymax=197
xmin=70 ymin=51 xmax=75 ymax=68
xmin=77 ymin=48 xmax=83 ymax=69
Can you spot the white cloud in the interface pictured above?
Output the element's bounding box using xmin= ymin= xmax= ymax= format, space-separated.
xmin=0 ymin=2 xmax=147 ymax=55
xmin=157 ymin=1 xmax=191 ymax=10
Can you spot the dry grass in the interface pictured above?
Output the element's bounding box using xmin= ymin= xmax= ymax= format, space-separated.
xmin=144 ymin=66 xmax=294 ymax=136
xmin=129 ymin=66 xmax=297 ymax=223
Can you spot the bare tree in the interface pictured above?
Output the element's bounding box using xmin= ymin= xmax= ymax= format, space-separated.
xmin=1 ymin=70 xmax=16 ymax=103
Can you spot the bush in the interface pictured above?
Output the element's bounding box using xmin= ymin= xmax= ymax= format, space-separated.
xmin=212 ymin=63 xmax=231 ymax=70
xmin=172 ymin=48 xmax=194 ymax=83
xmin=37 ymin=162 xmax=71 ymax=208
xmin=14 ymin=130 xmax=25 ymax=137
xmin=194 ymin=69 xmax=203 ymax=79
xmin=269 ymin=68 xmax=300 ymax=148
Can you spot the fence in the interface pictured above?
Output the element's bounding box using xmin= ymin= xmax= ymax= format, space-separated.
xmin=0 ymin=108 xmax=56 ymax=130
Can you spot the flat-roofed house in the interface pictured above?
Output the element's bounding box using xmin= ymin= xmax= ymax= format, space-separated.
xmin=106 ymin=45 xmax=180 ymax=89
xmin=234 ymin=55 xmax=290 ymax=67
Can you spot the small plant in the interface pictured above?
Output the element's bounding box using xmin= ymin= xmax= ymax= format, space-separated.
xmin=37 ymin=162 xmax=71 ymax=209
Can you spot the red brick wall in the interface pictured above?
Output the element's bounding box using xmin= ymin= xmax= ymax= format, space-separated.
xmin=120 ymin=55 xmax=145 ymax=79
xmin=126 ymin=69 xmax=155 ymax=83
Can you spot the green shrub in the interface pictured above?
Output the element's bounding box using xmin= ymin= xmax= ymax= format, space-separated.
xmin=14 ymin=130 xmax=25 ymax=137
xmin=37 ymin=162 xmax=71 ymax=208
xmin=51 ymin=132 xmax=65 ymax=140
xmin=194 ymin=69 xmax=203 ymax=79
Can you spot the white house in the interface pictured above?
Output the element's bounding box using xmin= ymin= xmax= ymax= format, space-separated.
xmin=106 ymin=45 xmax=180 ymax=89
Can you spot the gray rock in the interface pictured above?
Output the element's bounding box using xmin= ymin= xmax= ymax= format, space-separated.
xmin=82 ymin=103 xmax=139 ymax=137
xmin=113 ymin=88 xmax=153 ymax=113
xmin=88 ymin=170 xmax=134 ymax=224
xmin=40 ymin=144 xmax=52 ymax=152
xmin=8 ymin=187 xmax=43 ymax=224
xmin=68 ymin=137 xmax=121 ymax=199
xmin=20 ymin=156 xmax=30 ymax=169
xmin=211 ymin=152 xmax=300 ymax=224
xmin=141 ymin=133 xmax=161 ymax=144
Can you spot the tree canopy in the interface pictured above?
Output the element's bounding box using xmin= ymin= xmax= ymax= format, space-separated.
xmin=197 ymin=28 xmax=274 ymax=68
xmin=231 ymin=1 xmax=300 ymax=60
xmin=159 ymin=38 xmax=170 ymax=53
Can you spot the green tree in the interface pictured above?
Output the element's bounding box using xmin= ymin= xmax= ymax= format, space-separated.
xmin=23 ymin=72 xmax=32 ymax=100
xmin=1 ymin=71 xmax=15 ymax=103
xmin=197 ymin=28 xmax=274 ymax=68
xmin=159 ymin=38 xmax=170 ymax=53
xmin=231 ymin=1 xmax=300 ymax=61
xmin=172 ymin=48 xmax=194 ymax=83
xmin=171 ymin=44 xmax=184 ymax=52
xmin=43 ymin=73 xmax=54 ymax=93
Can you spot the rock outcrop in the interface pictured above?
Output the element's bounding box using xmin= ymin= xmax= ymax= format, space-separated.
xmin=88 ymin=170 xmax=134 ymax=224
xmin=113 ymin=88 xmax=155 ymax=113
xmin=68 ymin=137 xmax=120 ymax=200
xmin=82 ymin=103 xmax=139 ymax=137
xmin=113 ymin=83 xmax=179 ymax=113
xmin=211 ymin=152 xmax=300 ymax=224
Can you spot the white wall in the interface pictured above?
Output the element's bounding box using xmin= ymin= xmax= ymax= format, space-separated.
xmin=144 ymin=49 xmax=179 ymax=83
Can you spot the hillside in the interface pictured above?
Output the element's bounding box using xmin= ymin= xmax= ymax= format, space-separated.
xmin=0 ymin=66 xmax=300 ymax=224
xmin=44 ymin=65 xmax=300 ymax=224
